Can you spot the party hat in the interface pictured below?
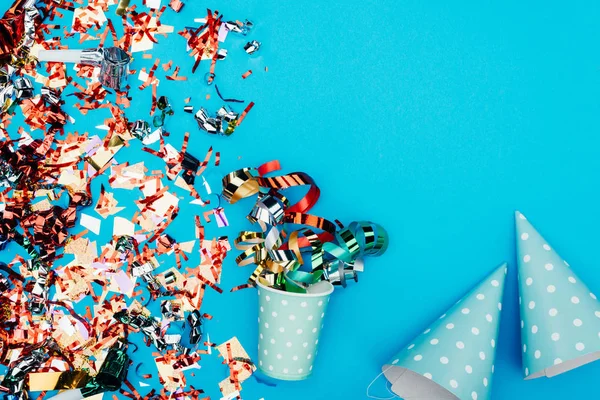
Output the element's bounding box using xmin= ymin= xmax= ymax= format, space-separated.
xmin=382 ymin=263 xmax=507 ymax=400
xmin=515 ymin=211 xmax=600 ymax=379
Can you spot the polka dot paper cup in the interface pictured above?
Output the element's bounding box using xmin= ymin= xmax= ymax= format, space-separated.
xmin=257 ymin=281 xmax=334 ymax=380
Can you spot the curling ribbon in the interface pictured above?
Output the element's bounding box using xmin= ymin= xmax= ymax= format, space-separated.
xmin=222 ymin=161 xmax=389 ymax=293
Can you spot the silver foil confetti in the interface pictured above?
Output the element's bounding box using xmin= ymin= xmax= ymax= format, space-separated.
xmin=225 ymin=19 xmax=253 ymax=35
xmin=243 ymin=40 xmax=261 ymax=55
xmin=37 ymin=46 xmax=131 ymax=90
xmin=14 ymin=77 xmax=33 ymax=100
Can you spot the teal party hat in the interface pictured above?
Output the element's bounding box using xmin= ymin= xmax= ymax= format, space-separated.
xmin=515 ymin=211 xmax=600 ymax=379
xmin=382 ymin=263 xmax=507 ymax=400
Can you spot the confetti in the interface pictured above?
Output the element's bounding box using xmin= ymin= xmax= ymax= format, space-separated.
xmin=244 ymin=40 xmax=261 ymax=55
xmin=0 ymin=0 xmax=268 ymax=398
xmin=80 ymin=212 xmax=101 ymax=235
xmin=216 ymin=337 xmax=256 ymax=398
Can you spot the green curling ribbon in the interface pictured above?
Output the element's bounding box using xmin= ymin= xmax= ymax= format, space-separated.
xmin=322 ymin=221 xmax=389 ymax=263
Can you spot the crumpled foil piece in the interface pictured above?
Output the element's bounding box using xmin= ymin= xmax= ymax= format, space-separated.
xmin=181 ymin=152 xmax=200 ymax=185
xmin=243 ymin=40 xmax=261 ymax=55
xmin=194 ymin=105 xmax=239 ymax=136
xmin=194 ymin=108 xmax=219 ymax=134
xmin=130 ymin=120 xmax=151 ymax=141
xmin=187 ymin=309 xmax=203 ymax=345
xmin=114 ymin=309 xmax=167 ymax=352
xmin=0 ymin=157 xmax=22 ymax=188
xmin=14 ymin=76 xmax=33 ymax=100
xmin=115 ymin=235 xmax=135 ymax=255
xmin=161 ymin=299 xmax=184 ymax=321
xmin=28 ymin=261 xmax=50 ymax=314
xmin=216 ymin=48 xmax=228 ymax=60
xmin=131 ymin=259 xmax=161 ymax=293
xmin=0 ymin=64 xmax=16 ymax=111
xmin=41 ymin=86 xmax=61 ymax=106
xmin=80 ymin=340 xmax=130 ymax=397
xmin=224 ymin=19 xmax=253 ymax=35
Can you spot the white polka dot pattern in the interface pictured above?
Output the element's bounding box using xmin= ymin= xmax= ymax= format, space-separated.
xmin=382 ymin=264 xmax=507 ymax=400
xmin=515 ymin=211 xmax=600 ymax=379
xmin=257 ymin=282 xmax=332 ymax=380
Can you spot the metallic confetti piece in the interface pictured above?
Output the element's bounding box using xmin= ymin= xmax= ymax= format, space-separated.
xmin=179 ymin=9 xmax=222 ymax=74
xmin=181 ymin=152 xmax=200 ymax=185
xmin=169 ymin=0 xmax=184 ymax=13
xmin=216 ymin=337 xmax=256 ymax=397
xmin=80 ymin=339 xmax=129 ymax=397
xmin=147 ymin=0 xmax=162 ymax=9
xmin=205 ymin=72 xmax=216 ymax=85
xmin=0 ymin=83 xmax=15 ymax=112
xmin=216 ymin=48 xmax=228 ymax=60
xmin=224 ymin=19 xmax=253 ymax=36
xmin=194 ymin=107 xmax=218 ymax=134
xmin=187 ymin=309 xmax=203 ymax=345
xmin=243 ymin=40 xmax=261 ymax=55
xmin=157 ymin=95 xmax=173 ymax=113
xmin=38 ymin=47 xmax=131 ymax=90
xmin=116 ymin=0 xmax=131 ymax=16
xmin=41 ymin=86 xmax=61 ymax=106
xmin=131 ymin=258 xmax=161 ymax=293
xmin=0 ymin=0 xmax=42 ymax=66
xmin=236 ymin=101 xmax=254 ymax=126
xmin=161 ymin=299 xmax=184 ymax=321
xmin=14 ymin=76 xmax=34 ymax=100
xmin=194 ymin=105 xmax=241 ymax=136
xmin=130 ymin=120 xmax=151 ymax=141
xmin=113 ymin=309 xmax=167 ymax=352
xmin=215 ymin=84 xmax=244 ymax=103
xmin=0 ymin=157 xmax=22 ymax=188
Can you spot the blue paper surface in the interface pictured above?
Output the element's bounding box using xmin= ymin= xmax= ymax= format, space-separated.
xmin=1 ymin=1 xmax=600 ymax=399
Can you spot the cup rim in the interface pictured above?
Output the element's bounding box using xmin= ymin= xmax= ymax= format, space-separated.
xmin=256 ymin=280 xmax=334 ymax=298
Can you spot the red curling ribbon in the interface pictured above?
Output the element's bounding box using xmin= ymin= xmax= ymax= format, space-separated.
xmin=256 ymin=172 xmax=320 ymax=214
xmin=257 ymin=160 xmax=281 ymax=176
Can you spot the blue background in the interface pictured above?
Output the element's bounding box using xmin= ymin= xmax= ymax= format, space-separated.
xmin=1 ymin=0 xmax=600 ymax=399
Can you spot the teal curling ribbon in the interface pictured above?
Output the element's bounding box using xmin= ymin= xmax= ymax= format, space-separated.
xmin=285 ymin=221 xmax=389 ymax=292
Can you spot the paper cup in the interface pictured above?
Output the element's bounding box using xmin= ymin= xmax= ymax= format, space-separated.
xmin=257 ymin=281 xmax=334 ymax=380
